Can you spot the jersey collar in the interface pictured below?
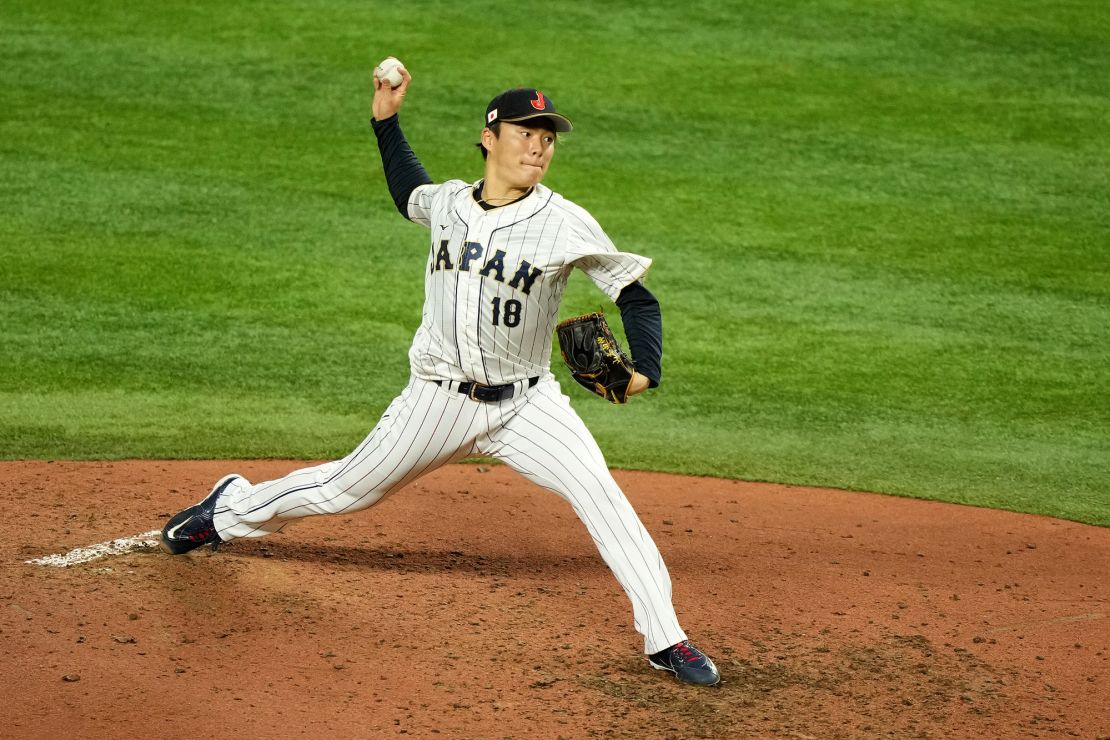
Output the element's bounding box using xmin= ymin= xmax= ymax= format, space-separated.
xmin=465 ymin=180 xmax=551 ymax=221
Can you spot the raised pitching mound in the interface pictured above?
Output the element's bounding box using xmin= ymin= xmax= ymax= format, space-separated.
xmin=3 ymin=461 xmax=1107 ymax=738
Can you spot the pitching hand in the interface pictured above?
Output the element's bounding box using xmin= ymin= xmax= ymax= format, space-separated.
xmin=372 ymin=65 xmax=412 ymax=122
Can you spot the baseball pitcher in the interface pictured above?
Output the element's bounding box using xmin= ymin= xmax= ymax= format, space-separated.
xmin=160 ymin=61 xmax=719 ymax=686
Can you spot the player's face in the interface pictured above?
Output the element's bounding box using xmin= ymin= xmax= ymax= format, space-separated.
xmin=484 ymin=121 xmax=556 ymax=189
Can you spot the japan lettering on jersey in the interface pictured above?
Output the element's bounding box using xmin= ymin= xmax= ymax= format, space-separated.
xmin=405 ymin=180 xmax=651 ymax=386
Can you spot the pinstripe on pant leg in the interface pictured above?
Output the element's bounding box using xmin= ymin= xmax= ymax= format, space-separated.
xmin=481 ymin=379 xmax=687 ymax=654
xmin=213 ymin=377 xmax=483 ymax=541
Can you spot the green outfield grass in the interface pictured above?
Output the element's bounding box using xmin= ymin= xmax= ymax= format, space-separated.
xmin=2 ymin=1 xmax=1107 ymax=524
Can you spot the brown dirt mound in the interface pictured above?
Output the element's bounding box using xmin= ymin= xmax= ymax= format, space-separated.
xmin=2 ymin=460 xmax=1107 ymax=739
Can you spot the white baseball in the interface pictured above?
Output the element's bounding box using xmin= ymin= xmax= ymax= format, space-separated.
xmin=374 ymin=56 xmax=405 ymax=88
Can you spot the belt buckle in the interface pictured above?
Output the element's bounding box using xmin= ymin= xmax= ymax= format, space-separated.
xmin=468 ymin=383 xmax=484 ymax=401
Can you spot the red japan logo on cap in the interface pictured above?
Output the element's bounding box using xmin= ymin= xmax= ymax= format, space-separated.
xmin=530 ymin=92 xmax=546 ymax=110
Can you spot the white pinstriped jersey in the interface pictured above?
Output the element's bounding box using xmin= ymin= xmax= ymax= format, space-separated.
xmin=405 ymin=179 xmax=651 ymax=386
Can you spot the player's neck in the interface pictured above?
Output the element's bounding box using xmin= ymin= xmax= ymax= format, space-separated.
xmin=474 ymin=179 xmax=533 ymax=210
xmin=478 ymin=173 xmax=533 ymax=206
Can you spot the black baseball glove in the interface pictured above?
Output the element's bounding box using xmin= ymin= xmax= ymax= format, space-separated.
xmin=555 ymin=313 xmax=636 ymax=404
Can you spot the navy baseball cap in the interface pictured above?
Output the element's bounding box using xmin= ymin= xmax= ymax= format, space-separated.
xmin=484 ymin=88 xmax=573 ymax=132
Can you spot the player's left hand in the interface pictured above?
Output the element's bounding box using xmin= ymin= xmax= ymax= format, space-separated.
xmin=556 ymin=313 xmax=650 ymax=404
xmin=625 ymin=371 xmax=651 ymax=398
xmin=372 ymin=66 xmax=413 ymax=122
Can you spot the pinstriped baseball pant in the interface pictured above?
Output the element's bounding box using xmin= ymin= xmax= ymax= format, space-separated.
xmin=212 ymin=374 xmax=688 ymax=654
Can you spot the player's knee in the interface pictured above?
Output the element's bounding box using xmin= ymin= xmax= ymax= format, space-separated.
xmin=313 ymin=480 xmax=388 ymax=514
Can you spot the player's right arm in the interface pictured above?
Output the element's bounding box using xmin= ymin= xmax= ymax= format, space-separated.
xmin=370 ymin=65 xmax=434 ymax=220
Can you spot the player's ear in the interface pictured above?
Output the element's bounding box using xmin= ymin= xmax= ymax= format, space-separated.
xmin=481 ymin=127 xmax=497 ymax=151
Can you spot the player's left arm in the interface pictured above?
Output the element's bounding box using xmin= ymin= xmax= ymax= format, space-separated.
xmin=615 ymin=280 xmax=662 ymax=397
xmin=559 ymin=203 xmax=660 ymax=398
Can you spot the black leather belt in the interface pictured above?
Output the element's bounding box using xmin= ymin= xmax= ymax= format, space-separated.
xmin=437 ymin=376 xmax=539 ymax=402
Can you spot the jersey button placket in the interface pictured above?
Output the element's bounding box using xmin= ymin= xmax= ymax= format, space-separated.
xmin=456 ymin=221 xmax=490 ymax=382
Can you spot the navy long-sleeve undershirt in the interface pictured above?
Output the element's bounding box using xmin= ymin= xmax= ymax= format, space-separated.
xmin=371 ymin=114 xmax=432 ymax=217
xmin=616 ymin=281 xmax=663 ymax=388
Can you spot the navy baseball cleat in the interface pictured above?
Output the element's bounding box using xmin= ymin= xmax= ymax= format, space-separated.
xmin=160 ymin=474 xmax=241 ymax=555
xmin=648 ymin=640 xmax=721 ymax=686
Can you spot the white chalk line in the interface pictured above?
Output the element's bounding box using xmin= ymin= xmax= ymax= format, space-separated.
xmin=25 ymin=530 xmax=162 ymax=567
xmin=987 ymin=612 xmax=1106 ymax=634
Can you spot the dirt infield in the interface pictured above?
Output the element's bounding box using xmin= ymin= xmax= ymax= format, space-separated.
xmin=2 ymin=460 xmax=1107 ymax=739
